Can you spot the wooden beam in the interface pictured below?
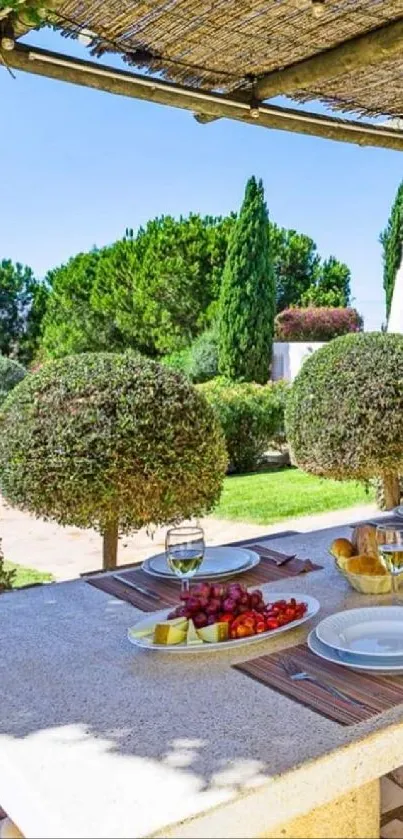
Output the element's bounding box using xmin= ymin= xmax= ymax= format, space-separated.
xmin=4 ymin=43 xmax=403 ymax=152
xmin=256 ymin=15 xmax=403 ymax=100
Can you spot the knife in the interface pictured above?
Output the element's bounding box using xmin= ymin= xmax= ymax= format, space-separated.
xmin=112 ymin=573 xmax=161 ymax=601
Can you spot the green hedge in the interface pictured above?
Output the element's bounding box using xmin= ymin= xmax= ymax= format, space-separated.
xmin=164 ymin=327 xmax=218 ymax=383
xmin=198 ymin=378 xmax=289 ymax=473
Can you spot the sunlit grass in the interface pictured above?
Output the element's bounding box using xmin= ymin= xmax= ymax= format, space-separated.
xmin=213 ymin=467 xmax=374 ymax=525
xmin=4 ymin=561 xmax=53 ymax=589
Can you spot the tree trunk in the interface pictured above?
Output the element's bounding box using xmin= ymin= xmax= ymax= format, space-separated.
xmin=102 ymin=520 xmax=119 ymax=570
xmin=382 ymin=473 xmax=401 ymax=510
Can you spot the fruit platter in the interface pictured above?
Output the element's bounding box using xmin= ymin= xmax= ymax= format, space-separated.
xmin=127 ymin=581 xmax=319 ymax=653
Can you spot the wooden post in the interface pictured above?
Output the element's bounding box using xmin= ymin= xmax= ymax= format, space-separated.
xmin=102 ymin=520 xmax=119 ymax=571
xmin=382 ymin=473 xmax=401 ymax=510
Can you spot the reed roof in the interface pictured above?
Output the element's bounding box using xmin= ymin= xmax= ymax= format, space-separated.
xmin=43 ymin=0 xmax=403 ymax=119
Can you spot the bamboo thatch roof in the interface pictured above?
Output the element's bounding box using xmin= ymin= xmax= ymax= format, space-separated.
xmin=33 ymin=0 xmax=403 ymax=119
xmin=4 ymin=0 xmax=403 ymax=151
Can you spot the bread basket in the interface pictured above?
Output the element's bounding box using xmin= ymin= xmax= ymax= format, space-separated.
xmin=335 ymin=556 xmax=392 ymax=595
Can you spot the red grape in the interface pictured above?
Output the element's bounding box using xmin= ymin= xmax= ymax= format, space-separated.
xmin=211 ymin=584 xmax=225 ymax=598
xmin=223 ymin=597 xmax=236 ymax=612
xmin=186 ymin=596 xmax=201 ymax=613
xmin=192 ymin=582 xmax=211 ymax=598
xmin=206 ymin=598 xmax=221 ymax=614
xmin=193 ymin=612 xmax=208 ymax=628
xmin=228 ymin=586 xmax=242 ymax=602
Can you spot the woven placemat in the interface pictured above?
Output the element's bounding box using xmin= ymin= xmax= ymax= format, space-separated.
xmin=235 ymin=643 xmax=403 ymax=725
xmin=87 ymin=546 xmax=323 ymax=612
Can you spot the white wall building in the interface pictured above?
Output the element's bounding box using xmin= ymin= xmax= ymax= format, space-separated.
xmin=388 ymin=262 xmax=403 ymax=334
xmin=271 ymin=341 xmax=325 ymax=382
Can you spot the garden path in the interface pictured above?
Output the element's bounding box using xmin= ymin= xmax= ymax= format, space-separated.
xmin=0 ymin=496 xmax=377 ymax=581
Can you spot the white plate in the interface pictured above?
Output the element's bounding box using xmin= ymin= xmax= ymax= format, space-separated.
xmin=127 ymin=592 xmax=320 ymax=653
xmin=316 ymin=606 xmax=403 ymax=657
xmin=308 ymin=629 xmax=403 ymax=674
xmin=142 ymin=546 xmax=260 ymax=580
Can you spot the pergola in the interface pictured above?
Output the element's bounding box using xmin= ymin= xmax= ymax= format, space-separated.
xmin=3 ymin=0 xmax=403 ymax=152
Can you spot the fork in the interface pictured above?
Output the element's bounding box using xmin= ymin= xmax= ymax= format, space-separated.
xmin=278 ymin=657 xmax=364 ymax=708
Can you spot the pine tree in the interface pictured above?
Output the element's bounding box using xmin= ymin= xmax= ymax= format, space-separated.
xmin=218 ymin=176 xmax=275 ymax=383
xmin=381 ymin=180 xmax=403 ymax=318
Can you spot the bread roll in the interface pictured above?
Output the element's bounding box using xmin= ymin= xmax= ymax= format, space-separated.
xmin=330 ymin=538 xmax=355 ymax=560
xmin=346 ymin=554 xmax=387 ymax=576
xmin=351 ymin=525 xmax=379 ymax=558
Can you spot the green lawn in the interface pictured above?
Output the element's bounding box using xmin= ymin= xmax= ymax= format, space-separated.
xmin=4 ymin=561 xmax=53 ymax=589
xmin=213 ymin=467 xmax=374 ymax=525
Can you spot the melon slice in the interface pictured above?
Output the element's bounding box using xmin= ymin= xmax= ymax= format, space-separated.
xmin=196 ymin=622 xmax=229 ymax=643
xmin=129 ymin=616 xmax=187 ymax=639
xmin=153 ymin=620 xmax=188 ymax=645
xmin=186 ymin=619 xmax=203 ymax=646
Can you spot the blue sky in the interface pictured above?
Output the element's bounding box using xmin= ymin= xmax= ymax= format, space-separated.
xmin=2 ymin=27 xmax=402 ymax=330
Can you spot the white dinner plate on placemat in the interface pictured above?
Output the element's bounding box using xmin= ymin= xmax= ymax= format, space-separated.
xmin=308 ymin=629 xmax=403 ymax=674
xmin=142 ymin=546 xmax=260 ymax=580
xmin=316 ymin=607 xmax=403 ymax=657
xmin=127 ymin=593 xmax=320 ymax=654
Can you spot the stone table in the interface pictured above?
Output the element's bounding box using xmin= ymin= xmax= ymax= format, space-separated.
xmin=0 ymin=525 xmax=402 ymax=838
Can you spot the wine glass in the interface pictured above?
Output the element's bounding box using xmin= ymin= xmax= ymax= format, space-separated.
xmin=165 ymin=526 xmax=205 ymax=594
xmin=377 ymin=523 xmax=403 ymax=601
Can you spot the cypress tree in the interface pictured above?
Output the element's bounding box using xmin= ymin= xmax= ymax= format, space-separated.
xmin=218 ymin=176 xmax=275 ymax=383
xmin=381 ymin=180 xmax=403 ymax=318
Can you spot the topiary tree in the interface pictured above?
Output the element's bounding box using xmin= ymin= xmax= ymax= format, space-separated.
xmin=0 ymin=355 xmax=26 ymax=406
xmin=285 ymin=333 xmax=403 ymax=510
xmin=218 ymin=176 xmax=275 ymax=384
xmin=0 ymin=353 xmax=227 ymax=569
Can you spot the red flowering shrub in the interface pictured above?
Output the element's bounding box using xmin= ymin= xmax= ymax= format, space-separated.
xmin=275 ymin=307 xmax=363 ymax=342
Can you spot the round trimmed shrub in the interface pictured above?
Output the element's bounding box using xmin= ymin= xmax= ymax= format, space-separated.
xmin=0 ymin=355 xmax=26 ymax=406
xmin=199 ymin=378 xmax=289 ymax=473
xmin=286 ymin=333 xmax=403 ymax=508
xmin=0 ymin=353 xmax=227 ymax=568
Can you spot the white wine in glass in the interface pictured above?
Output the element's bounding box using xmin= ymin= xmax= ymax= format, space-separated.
xmin=377 ymin=523 xmax=403 ymax=601
xmin=166 ymin=526 xmax=205 ymax=593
